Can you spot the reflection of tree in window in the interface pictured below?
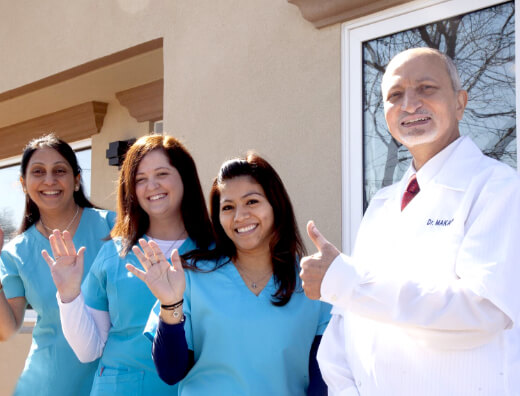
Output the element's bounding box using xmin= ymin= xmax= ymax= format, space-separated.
xmin=362 ymin=1 xmax=515 ymax=210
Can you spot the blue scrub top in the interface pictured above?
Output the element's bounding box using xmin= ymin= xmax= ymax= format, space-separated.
xmin=83 ymin=237 xmax=197 ymax=395
xmin=0 ymin=208 xmax=115 ymax=396
xmin=145 ymin=257 xmax=331 ymax=396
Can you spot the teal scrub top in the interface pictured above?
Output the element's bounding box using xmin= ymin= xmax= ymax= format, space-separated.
xmin=0 ymin=208 xmax=115 ymax=396
xmin=83 ymin=237 xmax=197 ymax=396
xmin=145 ymin=258 xmax=331 ymax=396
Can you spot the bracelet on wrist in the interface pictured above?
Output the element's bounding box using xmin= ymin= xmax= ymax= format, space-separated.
xmin=160 ymin=299 xmax=183 ymax=310
xmin=160 ymin=313 xmax=185 ymax=323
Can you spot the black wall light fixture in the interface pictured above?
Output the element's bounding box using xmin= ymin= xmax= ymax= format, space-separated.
xmin=105 ymin=139 xmax=136 ymax=168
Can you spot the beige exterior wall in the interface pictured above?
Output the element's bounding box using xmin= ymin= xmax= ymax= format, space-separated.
xmin=0 ymin=332 xmax=31 ymax=396
xmin=0 ymin=1 xmax=170 ymax=94
xmin=0 ymin=0 xmax=341 ymax=392
xmin=163 ymin=1 xmax=342 ymax=246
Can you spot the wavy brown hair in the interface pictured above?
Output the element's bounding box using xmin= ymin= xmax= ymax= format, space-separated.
xmin=110 ymin=134 xmax=213 ymax=256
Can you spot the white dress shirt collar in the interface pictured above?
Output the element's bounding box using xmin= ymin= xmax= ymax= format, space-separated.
xmin=405 ymin=136 xmax=464 ymax=191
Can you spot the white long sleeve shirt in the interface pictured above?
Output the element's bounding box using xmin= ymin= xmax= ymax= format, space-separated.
xmin=318 ymin=137 xmax=520 ymax=396
xmin=57 ymin=293 xmax=111 ymax=362
xmin=58 ymin=237 xmax=185 ymax=363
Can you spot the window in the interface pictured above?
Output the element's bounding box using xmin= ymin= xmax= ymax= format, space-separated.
xmin=0 ymin=163 xmax=23 ymax=242
xmin=153 ymin=120 xmax=164 ymax=134
xmin=0 ymin=140 xmax=92 ymax=245
xmin=342 ymin=0 xmax=518 ymax=252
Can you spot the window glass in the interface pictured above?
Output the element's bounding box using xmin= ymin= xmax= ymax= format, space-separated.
xmin=362 ymin=1 xmax=515 ymax=210
xmin=0 ymin=148 xmax=92 ymax=244
xmin=0 ymin=164 xmax=24 ymax=242
xmin=76 ymin=149 xmax=92 ymax=199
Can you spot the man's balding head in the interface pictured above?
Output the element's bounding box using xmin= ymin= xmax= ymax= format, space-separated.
xmin=381 ymin=48 xmax=468 ymax=170
xmin=383 ymin=48 xmax=462 ymax=93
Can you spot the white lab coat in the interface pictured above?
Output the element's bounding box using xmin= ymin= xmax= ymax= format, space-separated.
xmin=319 ymin=137 xmax=520 ymax=396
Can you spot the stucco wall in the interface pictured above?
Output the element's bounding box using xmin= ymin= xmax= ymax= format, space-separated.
xmin=1 ymin=0 xmax=341 ymax=245
xmin=0 ymin=332 xmax=31 ymax=395
xmin=162 ymin=1 xmax=342 ymax=247
xmin=0 ymin=0 xmax=169 ymax=94
xmin=0 ymin=0 xmax=342 ymax=390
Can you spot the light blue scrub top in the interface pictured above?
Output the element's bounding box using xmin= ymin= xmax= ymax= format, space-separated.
xmin=145 ymin=258 xmax=331 ymax=396
xmin=0 ymin=208 xmax=115 ymax=396
xmin=83 ymin=237 xmax=197 ymax=396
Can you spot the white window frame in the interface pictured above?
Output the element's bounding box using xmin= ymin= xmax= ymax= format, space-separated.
xmin=341 ymin=0 xmax=519 ymax=253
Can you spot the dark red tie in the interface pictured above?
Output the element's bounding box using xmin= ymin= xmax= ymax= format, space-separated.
xmin=401 ymin=175 xmax=420 ymax=211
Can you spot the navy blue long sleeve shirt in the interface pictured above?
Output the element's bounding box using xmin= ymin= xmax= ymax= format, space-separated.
xmin=152 ymin=318 xmax=327 ymax=395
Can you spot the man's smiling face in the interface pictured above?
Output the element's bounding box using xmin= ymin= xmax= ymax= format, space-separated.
xmin=381 ymin=49 xmax=467 ymax=168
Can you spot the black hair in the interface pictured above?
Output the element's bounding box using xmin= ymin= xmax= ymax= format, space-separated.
xmin=191 ymin=152 xmax=306 ymax=306
xmin=19 ymin=133 xmax=94 ymax=233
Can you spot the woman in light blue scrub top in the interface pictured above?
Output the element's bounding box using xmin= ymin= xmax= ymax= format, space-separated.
xmin=0 ymin=134 xmax=115 ymax=396
xmin=133 ymin=153 xmax=331 ymax=395
xmin=44 ymin=134 xmax=214 ymax=395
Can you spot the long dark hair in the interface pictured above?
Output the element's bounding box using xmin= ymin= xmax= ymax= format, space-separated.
xmin=19 ymin=134 xmax=94 ymax=233
xmin=110 ymin=134 xmax=214 ymax=256
xmin=193 ymin=152 xmax=306 ymax=307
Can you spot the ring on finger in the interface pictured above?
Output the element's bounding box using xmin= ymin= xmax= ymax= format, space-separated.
xmin=149 ymin=256 xmax=158 ymax=265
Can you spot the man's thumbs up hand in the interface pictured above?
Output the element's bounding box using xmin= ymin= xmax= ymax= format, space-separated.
xmin=299 ymin=221 xmax=340 ymax=300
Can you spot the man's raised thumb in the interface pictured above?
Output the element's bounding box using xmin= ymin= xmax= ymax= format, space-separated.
xmin=306 ymin=220 xmax=329 ymax=252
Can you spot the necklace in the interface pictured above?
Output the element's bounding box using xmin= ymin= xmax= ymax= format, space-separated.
xmin=40 ymin=205 xmax=80 ymax=234
xmin=148 ymin=228 xmax=187 ymax=257
xmin=162 ymin=239 xmax=184 ymax=257
xmin=234 ymin=262 xmax=273 ymax=289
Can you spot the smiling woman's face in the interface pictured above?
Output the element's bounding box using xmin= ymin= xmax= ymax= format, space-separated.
xmin=22 ymin=147 xmax=79 ymax=214
xmin=218 ymin=175 xmax=274 ymax=256
xmin=135 ymin=149 xmax=184 ymax=224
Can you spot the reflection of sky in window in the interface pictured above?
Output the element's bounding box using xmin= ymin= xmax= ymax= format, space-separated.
xmin=0 ymin=149 xmax=91 ymax=240
xmin=76 ymin=149 xmax=91 ymax=198
xmin=362 ymin=1 xmax=515 ymax=209
xmin=0 ymin=164 xmax=24 ymax=231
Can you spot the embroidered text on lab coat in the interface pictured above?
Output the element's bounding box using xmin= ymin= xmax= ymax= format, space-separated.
xmin=426 ymin=218 xmax=454 ymax=226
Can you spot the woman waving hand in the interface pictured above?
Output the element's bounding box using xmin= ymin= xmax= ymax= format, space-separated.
xmin=132 ymin=153 xmax=330 ymax=395
xmin=44 ymin=135 xmax=213 ymax=395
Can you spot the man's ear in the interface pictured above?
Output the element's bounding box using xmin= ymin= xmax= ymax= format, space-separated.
xmin=456 ymin=89 xmax=468 ymax=121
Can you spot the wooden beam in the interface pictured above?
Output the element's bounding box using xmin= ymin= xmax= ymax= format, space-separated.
xmin=288 ymin=0 xmax=412 ymax=28
xmin=0 ymin=101 xmax=108 ymax=160
xmin=116 ymin=79 xmax=163 ymax=123
xmin=0 ymin=38 xmax=163 ymax=103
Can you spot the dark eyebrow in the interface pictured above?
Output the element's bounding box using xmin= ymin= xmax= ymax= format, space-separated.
xmin=30 ymin=161 xmax=68 ymax=166
xmin=220 ymin=191 xmax=264 ymax=204
xmin=242 ymin=191 xmax=264 ymax=199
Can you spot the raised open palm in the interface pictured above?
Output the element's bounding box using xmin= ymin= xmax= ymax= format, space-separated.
xmin=41 ymin=230 xmax=84 ymax=303
xmin=126 ymin=239 xmax=185 ymax=305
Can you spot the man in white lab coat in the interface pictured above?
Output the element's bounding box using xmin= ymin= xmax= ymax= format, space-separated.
xmin=300 ymin=47 xmax=520 ymax=396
